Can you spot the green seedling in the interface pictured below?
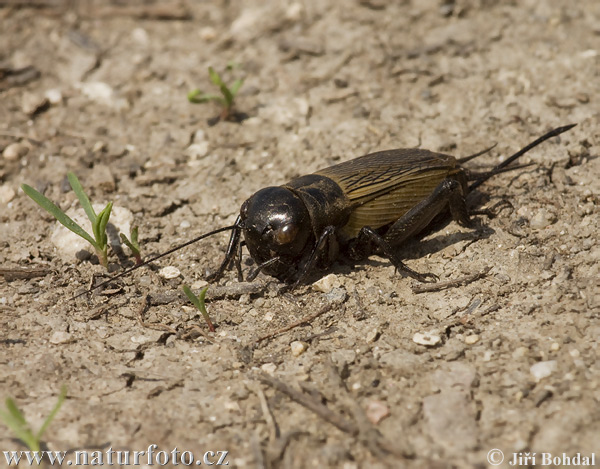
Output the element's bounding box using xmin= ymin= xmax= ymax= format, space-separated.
xmin=187 ymin=66 xmax=244 ymax=121
xmin=120 ymin=226 xmax=141 ymax=265
xmin=183 ymin=285 xmax=215 ymax=332
xmin=21 ymin=172 xmax=113 ymax=268
xmin=0 ymin=385 xmax=67 ymax=454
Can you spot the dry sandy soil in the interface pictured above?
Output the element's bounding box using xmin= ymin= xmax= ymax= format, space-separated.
xmin=1 ymin=0 xmax=599 ymax=468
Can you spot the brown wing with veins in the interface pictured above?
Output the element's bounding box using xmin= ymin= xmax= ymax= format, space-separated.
xmin=315 ymin=148 xmax=459 ymax=238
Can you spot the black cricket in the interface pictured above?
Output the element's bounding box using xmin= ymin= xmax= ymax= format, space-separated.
xmin=83 ymin=124 xmax=575 ymax=295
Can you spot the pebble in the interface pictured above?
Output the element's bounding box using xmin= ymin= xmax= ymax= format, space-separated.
xmin=49 ymin=331 xmax=72 ymax=345
xmin=159 ymin=266 xmax=181 ymax=279
xmin=464 ymin=334 xmax=480 ymax=345
xmin=45 ymin=88 xmax=63 ymax=105
xmin=530 ymin=360 xmax=557 ymax=382
xmin=3 ymin=142 xmax=29 ymax=161
xmin=0 ymin=185 xmax=16 ymax=204
xmin=366 ymin=327 xmax=381 ymax=343
xmin=185 ymin=142 xmax=209 ymax=159
xmin=365 ymin=400 xmax=390 ymax=425
xmin=413 ymin=331 xmax=441 ymax=347
xmin=261 ymin=363 xmax=277 ymax=374
xmin=312 ymin=273 xmax=340 ymax=293
xmin=290 ymin=341 xmax=307 ymax=357
xmin=530 ymin=209 xmax=556 ymax=229
xmin=325 ymin=287 xmax=347 ymax=304
xmin=21 ymin=92 xmax=48 ymax=115
xmin=199 ymin=26 xmax=217 ymax=41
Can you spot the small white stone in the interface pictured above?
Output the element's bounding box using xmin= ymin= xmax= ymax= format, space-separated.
xmin=530 ymin=360 xmax=557 ymax=382
xmin=312 ymin=273 xmax=340 ymax=293
xmin=21 ymin=92 xmax=48 ymax=115
xmin=550 ymin=342 xmax=560 ymax=351
xmin=263 ymin=311 xmax=274 ymax=321
xmin=191 ymin=279 xmax=208 ymax=290
xmin=185 ymin=142 xmax=209 ymax=159
xmin=261 ymin=363 xmax=277 ymax=374
xmin=45 ymin=88 xmax=63 ymax=105
xmin=199 ymin=26 xmax=217 ymax=41
xmin=3 ymin=142 xmax=29 ymax=160
xmin=130 ymin=335 xmax=153 ymax=344
xmin=131 ymin=27 xmax=149 ymax=45
xmin=0 ymin=185 xmax=16 ymax=204
xmin=179 ymin=220 xmax=191 ymax=229
xmin=49 ymin=331 xmax=72 ymax=344
xmin=365 ymin=400 xmax=390 ymax=425
xmin=159 ymin=266 xmax=181 ymax=279
xmin=290 ymin=341 xmax=307 ymax=357
xmin=464 ymin=334 xmax=480 ymax=345
xmin=530 ymin=209 xmax=556 ymax=229
xmin=412 ymin=332 xmax=441 ymax=347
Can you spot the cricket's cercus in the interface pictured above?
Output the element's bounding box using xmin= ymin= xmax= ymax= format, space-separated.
xmin=80 ymin=124 xmax=575 ymax=297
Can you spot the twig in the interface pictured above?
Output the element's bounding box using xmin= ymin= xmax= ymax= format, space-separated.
xmin=150 ymin=281 xmax=269 ymax=305
xmin=412 ymin=266 xmax=492 ymax=293
xmin=178 ymin=324 xmax=214 ymax=343
xmin=0 ymin=266 xmax=51 ymax=280
xmin=255 ymin=372 xmax=358 ymax=435
xmin=255 ymin=303 xmax=334 ymax=343
xmin=252 ymin=383 xmax=279 ymax=442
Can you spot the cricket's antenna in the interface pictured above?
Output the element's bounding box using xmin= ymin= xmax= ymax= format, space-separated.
xmin=71 ymin=224 xmax=236 ymax=300
xmin=469 ymin=124 xmax=577 ymax=191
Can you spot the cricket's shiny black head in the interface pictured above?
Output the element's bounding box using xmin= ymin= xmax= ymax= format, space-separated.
xmin=240 ymin=187 xmax=313 ymax=280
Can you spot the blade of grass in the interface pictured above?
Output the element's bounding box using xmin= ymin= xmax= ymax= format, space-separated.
xmin=5 ymin=398 xmax=27 ymax=426
xmin=0 ymin=400 xmax=37 ymax=451
xmin=230 ymin=78 xmax=244 ymax=97
xmin=218 ymin=84 xmax=234 ymax=108
xmin=96 ymin=202 xmax=113 ymax=247
xmin=36 ymin=385 xmax=67 ymax=441
xmin=208 ymin=67 xmax=222 ymax=87
xmin=187 ymin=90 xmax=225 ymax=104
xmin=67 ymin=172 xmax=96 ymax=223
xmin=183 ymin=285 xmax=215 ymax=332
xmin=21 ymin=184 xmax=99 ymax=249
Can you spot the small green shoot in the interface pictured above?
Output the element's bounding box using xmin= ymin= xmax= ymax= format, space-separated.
xmin=120 ymin=226 xmax=141 ymax=265
xmin=0 ymin=385 xmax=67 ymax=453
xmin=187 ymin=66 xmax=244 ymax=121
xmin=21 ymin=172 xmax=113 ymax=268
xmin=183 ymin=285 xmax=215 ymax=332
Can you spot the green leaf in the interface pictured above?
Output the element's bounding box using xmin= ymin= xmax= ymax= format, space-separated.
xmin=188 ymin=90 xmax=225 ymax=104
xmin=5 ymin=398 xmax=27 ymax=426
xmin=21 ymin=184 xmax=99 ymax=249
xmin=0 ymin=400 xmax=38 ymax=452
xmin=208 ymin=66 xmax=223 ymax=87
xmin=183 ymin=285 xmax=214 ymax=332
xmin=36 ymin=385 xmax=67 ymax=441
xmin=219 ymin=84 xmax=234 ymax=108
xmin=95 ymin=202 xmax=113 ymax=248
xmin=67 ymin=172 xmax=96 ymax=223
xmin=130 ymin=226 xmax=139 ymax=248
xmin=229 ymin=78 xmax=244 ymax=97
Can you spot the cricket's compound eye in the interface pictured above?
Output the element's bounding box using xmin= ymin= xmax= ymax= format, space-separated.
xmin=272 ymin=223 xmax=299 ymax=245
